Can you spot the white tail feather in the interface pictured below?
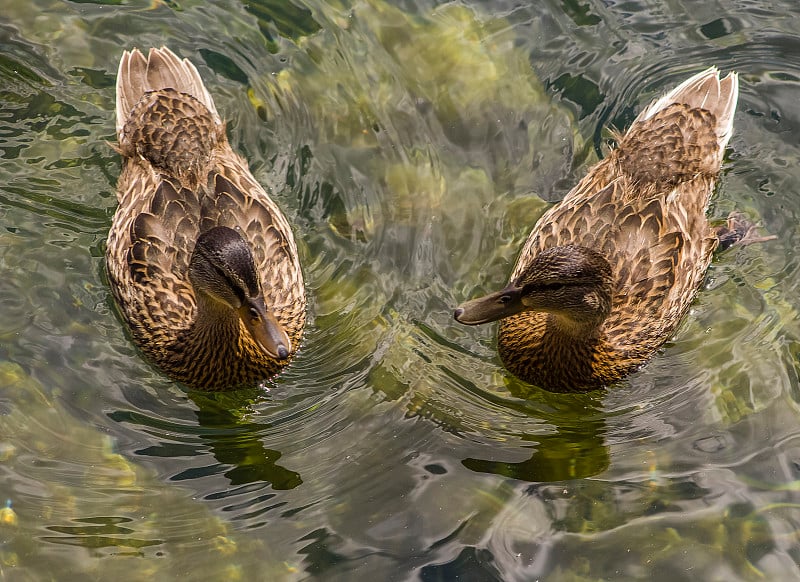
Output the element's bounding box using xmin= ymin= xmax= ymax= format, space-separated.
xmin=635 ymin=67 xmax=739 ymax=151
xmin=115 ymin=47 xmax=220 ymax=136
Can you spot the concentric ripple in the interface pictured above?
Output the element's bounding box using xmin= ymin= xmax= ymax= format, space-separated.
xmin=3 ymin=0 xmax=800 ymax=579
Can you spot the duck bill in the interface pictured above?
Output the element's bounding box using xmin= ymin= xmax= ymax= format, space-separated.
xmin=453 ymin=284 xmax=525 ymax=325
xmin=239 ymin=297 xmax=292 ymax=360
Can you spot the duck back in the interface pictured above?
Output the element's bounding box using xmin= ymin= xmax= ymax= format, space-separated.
xmin=496 ymin=68 xmax=740 ymax=391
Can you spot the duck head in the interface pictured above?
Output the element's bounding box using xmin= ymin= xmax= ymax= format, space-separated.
xmin=189 ymin=226 xmax=291 ymax=360
xmin=454 ymin=245 xmax=614 ymax=329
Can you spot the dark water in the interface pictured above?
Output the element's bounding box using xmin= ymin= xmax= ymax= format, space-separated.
xmin=2 ymin=0 xmax=800 ymax=579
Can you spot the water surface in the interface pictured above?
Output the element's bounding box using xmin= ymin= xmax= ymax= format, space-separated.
xmin=2 ymin=0 xmax=800 ymax=579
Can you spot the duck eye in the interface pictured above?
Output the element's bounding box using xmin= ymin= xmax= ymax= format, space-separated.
xmin=499 ymin=294 xmax=512 ymax=304
xmin=249 ymin=307 xmax=260 ymax=320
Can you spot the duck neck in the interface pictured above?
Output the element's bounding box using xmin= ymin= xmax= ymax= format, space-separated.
xmin=189 ymin=293 xmax=241 ymax=349
xmin=497 ymin=311 xmax=605 ymax=392
xmin=546 ymin=311 xmax=604 ymax=341
xmin=169 ymin=293 xmax=242 ymax=377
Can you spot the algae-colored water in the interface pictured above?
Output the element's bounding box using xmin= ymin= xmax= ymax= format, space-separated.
xmin=2 ymin=0 xmax=800 ymax=579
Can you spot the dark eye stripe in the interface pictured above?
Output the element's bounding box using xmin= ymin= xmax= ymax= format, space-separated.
xmin=209 ymin=259 xmax=246 ymax=303
xmin=243 ymin=271 xmax=260 ymax=298
xmin=522 ymin=281 xmax=564 ymax=292
xmin=196 ymin=233 xmax=259 ymax=301
xmin=539 ymin=282 xmax=565 ymax=291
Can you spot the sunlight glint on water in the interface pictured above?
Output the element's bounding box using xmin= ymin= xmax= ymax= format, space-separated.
xmin=1 ymin=0 xmax=800 ymax=579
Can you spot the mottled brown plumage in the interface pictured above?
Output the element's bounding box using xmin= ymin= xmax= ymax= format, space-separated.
xmin=107 ymin=47 xmax=306 ymax=390
xmin=455 ymin=68 xmax=753 ymax=392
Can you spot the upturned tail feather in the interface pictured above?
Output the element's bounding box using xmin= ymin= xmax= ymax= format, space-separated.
xmin=115 ymin=46 xmax=220 ymax=135
xmin=635 ymin=67 xmax=739 ymax=152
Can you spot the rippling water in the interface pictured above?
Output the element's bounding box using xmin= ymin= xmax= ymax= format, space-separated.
xmin=2 ymin=0 xmax=800 ymax=579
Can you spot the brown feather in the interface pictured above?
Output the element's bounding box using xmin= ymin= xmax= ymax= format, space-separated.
xmin=458 ymin=68 xmax=739 ymax=392
xmin=107 ymin=47 xmax=306 ymax=390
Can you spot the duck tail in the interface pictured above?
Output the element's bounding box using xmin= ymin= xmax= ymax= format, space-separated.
xmin=115 ymin=47 xmax=220 ymax=136
xmin=635 ymin=67 xmax=739 ymax=151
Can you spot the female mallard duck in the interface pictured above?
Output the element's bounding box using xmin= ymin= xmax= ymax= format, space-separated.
xmin=107 ymin=47 xmax=305 ymax=390
xmin=454 ymin=67 xmax=772 ymax=393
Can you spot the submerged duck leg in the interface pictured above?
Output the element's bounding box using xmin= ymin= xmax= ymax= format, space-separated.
xmin=715 ymin=211 xmax=777 ymax=251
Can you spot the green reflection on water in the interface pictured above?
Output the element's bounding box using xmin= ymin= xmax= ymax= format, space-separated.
xmin=0 ymin=362 xmax=300 ymax=579
xmin=1 ymin=0 xmax=800 ymax=579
